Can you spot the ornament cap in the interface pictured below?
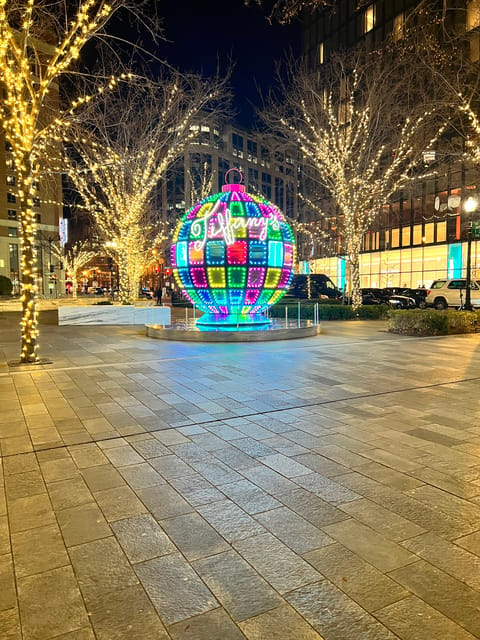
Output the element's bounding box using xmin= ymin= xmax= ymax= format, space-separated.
xmin=223 ymin=167 xmax=244 ymax=192
xmin=222 ymin=183 xmax=245 ymax=193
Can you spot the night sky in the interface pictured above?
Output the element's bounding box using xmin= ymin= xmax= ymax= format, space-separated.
xmin=155 ymin=0 xmax=301 ymax=127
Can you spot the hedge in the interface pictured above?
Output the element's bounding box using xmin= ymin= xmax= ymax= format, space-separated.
xmin=388 ymin=309 xmax=480 ymax=335
xmin=270 ymin=302 xmax=389 ymax=321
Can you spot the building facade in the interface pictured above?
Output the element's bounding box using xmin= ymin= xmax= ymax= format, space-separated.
xmin=160 ymin=119 xmax=299 ymax=229
xmin=302 ymin=0 xmax=480 ymax=291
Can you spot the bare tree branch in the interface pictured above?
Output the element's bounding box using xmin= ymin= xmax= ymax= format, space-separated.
xmin=66 ymin=69 xmax=230 ymax=304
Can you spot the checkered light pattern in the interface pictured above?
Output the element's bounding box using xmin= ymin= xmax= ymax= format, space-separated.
xmin=171 ymin=184 xmax=296 ymax=320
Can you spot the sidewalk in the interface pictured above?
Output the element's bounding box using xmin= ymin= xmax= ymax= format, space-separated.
xmin=1 ymin=318 xmax=480 ymax=639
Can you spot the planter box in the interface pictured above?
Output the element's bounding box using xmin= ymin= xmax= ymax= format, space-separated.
xmin=58 ymin=305 xmax=171 ymax=326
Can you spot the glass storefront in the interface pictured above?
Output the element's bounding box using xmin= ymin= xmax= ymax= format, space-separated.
xmin=310 ymin=240 xmax=480 ymax=291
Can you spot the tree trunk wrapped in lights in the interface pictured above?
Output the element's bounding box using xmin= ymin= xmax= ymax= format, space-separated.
xmin=265 ymin=44 xmax=445 ymax=308
xmin=67 ymin=72 xmax=228 ymax=305
xmin=0 ymin=0 xmax=143 ymax=362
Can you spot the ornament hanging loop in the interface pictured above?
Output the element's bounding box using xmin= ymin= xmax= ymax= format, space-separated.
xmin=224 ymin=168 xmax=243 ymax=185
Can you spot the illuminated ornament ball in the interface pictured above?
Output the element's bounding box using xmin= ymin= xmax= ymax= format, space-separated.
xmin=170 ymin=174 xmax=296 ymax=325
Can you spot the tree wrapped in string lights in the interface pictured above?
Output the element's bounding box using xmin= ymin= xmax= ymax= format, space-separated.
xmin=50 ymin=240 xmax=95 ymax=299
xmin=67 ymin=73 xmax=228 ymax=305
xmin=266 ymin=46 xmax=445 ymax=307
xmin=0 ymin=0 xmax=142 ymax=362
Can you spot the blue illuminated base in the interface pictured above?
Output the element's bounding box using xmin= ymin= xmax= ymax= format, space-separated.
xmin=195 ymin=313 xmax=272 ymax=328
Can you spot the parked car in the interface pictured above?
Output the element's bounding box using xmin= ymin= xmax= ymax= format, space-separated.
xmin=399 ymin=287 xmax=428 ymax=308
xmin=388 ymin=292 xmax=417 ymax=309
xmin=424 ymin=278 xmax=480 ymax=309
xmin=285 ymin=274 xmax=343 ymax=300
xmin=87 ymin=286 xmax=105 ymax=295
xmin=360 ymin=288 xmax=389 ymax=305
xmin=139 ymin=288 xmax=153 ymax=300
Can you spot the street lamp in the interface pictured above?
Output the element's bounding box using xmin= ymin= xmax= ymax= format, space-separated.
xmin=463 ymin=196 xmax=478 ymax=311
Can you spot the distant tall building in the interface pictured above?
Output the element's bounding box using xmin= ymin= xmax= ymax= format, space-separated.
xmin=302 ymin=0 xmax=480 ymax=290
xmin=161 ymin=118 xmax=299 ymax=230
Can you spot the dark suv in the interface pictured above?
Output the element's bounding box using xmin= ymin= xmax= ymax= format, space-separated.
xmin=286 ymin=274 xmax=343 ymax=300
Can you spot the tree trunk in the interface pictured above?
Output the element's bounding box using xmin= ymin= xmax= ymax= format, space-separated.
xmin=118 ymin=259 xmax=132 ymax=304
xmin=349 ymin=247 xmax=362 ymax=311
xmin=71 ymin=274 xmax=78 ymax=299
xmin=19 ymin=165 xmax=39 ymax=362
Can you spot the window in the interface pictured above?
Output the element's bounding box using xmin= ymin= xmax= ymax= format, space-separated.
xmin=35 ymin=213 xmax=41 ymax=223
xmin=393 ymin=13 xmax=404 ymax=40
xmin=436 ymin=221 xmax=447 ymax=242
xmin=5 ymin=141 xmax=12 ymax=151
xmin=8 ymin=227 xmax=18 ymax=237
xmin=391 ymin=228 xmax=400 ymax=248
xmin=247 ymin=139 xmax=257 ymax=162
xmin=9 ymin=243 xmax=19 ymax=274
xmin=33 ymin=196 xmax=40 ymax=207
xmin=232 ymin=133 xmax=243 ymax=150
xmin=319 ymin=41 xmax=324 ymax=64
xmin=7 ymin=192 xmax=16 ymax=203
xmin=448 ymin=280 xmax=466 ymax=289
xmin=363 ymin=4 xmax=375 ymax=33
xmin=6 ymin=175 xmax=15 ymax=185
xmin=467 ymin=0 xmax=480 ymax=30
xmin=7 ymin=209 xmax=16 ymax=220
xmin=5 ymin=157 xmax=14 ymax=170
xmin=470 ymin=32 xmax=480 ymax=61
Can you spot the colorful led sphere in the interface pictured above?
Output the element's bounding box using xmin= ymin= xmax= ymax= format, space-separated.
xmin=170 ymin=181 xmax=296 ymax=324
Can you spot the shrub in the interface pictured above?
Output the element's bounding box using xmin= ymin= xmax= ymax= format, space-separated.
xmin=270 ymin=302 xmax=389 ymax=321
xmin=94 ymin=300 xmax=113 ymax=305
xmin=388 ymin=309 xmax=479 ymax=335
xmin=446 ymin=310 xmax=478 ymax=334
xmin=357 ymin=305 xmax=389 ymax=320
xmin=0 ymin=275 xmax=13 ymax=295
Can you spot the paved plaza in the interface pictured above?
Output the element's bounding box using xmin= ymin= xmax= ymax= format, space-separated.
xmin=1 ymin=310 xmax=480 ymax=639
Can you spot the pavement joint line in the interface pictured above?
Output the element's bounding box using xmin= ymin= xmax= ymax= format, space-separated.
xmin=4 ymin=371 xmax=480 ymax=460
xmin=0 ymin=331 xmax=463 ymax=378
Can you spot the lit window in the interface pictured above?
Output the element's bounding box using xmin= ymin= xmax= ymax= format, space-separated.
xmin=6 ymin=157 xmax=14 ymax=170
xmin=6 ymin=175 xmax=15 ymax=185
xmin=393 ymin=13 xmax=404 ymax=40
xmin=319 ymin=42 xmax=324 ymax=64
xmin=364 ymin=4 xmax=375 ymax=33
xmin=467 ymin=0 xmax=480 ymax=30
xmin=470 ymin=31 xmax=480 ymax=61
xmin=200 ymin=125 xmax=210 ymax=132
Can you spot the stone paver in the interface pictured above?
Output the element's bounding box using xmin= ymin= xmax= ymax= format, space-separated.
xmin=1 ymin=317 xmax=480 ymax=638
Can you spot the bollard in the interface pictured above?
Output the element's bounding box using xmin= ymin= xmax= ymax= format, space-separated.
xmin=285 ymin=305 xmax=288 ymax=328
xmin=298 ymin=300 xmax=300 ymax=328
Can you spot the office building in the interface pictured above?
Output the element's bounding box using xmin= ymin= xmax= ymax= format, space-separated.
xmin=302 ymin=0 xmax=480 ymax=290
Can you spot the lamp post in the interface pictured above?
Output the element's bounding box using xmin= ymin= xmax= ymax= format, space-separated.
xmin=463 ymin=196 xmax=478 ymax=311
xmin=421 ymin=236 xmax=426 ymax=286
